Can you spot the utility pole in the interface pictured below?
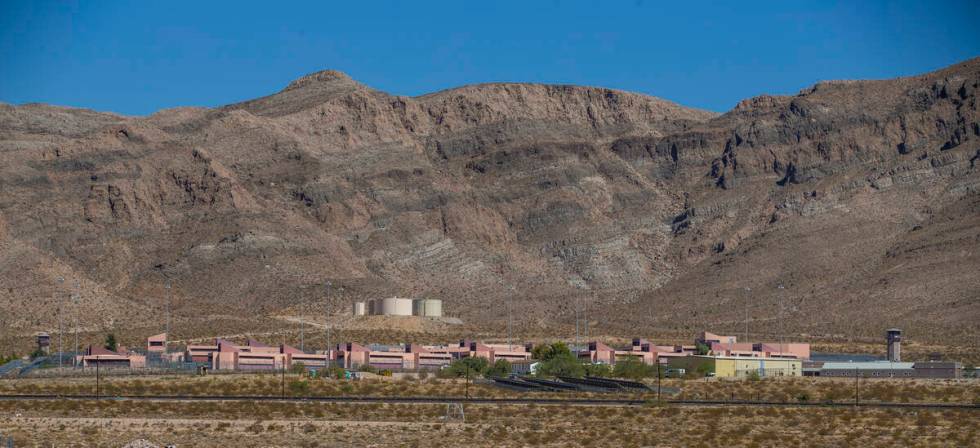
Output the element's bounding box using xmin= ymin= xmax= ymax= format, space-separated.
xmin=56 ymin=276 xmax=64 ymax=369
xmin=96 ymin=359 xmax=101 ymax=400
xmin=854 ymin=368 xmax=860 ymax=407
xmin=656 ymin=363 xmax=662 ymax=402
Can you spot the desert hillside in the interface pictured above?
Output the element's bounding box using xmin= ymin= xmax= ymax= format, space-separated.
xmin=1 ymin=58 xmax=977 ymax=345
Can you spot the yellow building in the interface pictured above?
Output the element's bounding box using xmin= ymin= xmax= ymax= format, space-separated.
xmin=668 ymin=355 xmax=802 ymax=378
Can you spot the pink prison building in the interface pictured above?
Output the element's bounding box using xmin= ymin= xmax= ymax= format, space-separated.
xmin=699 ymin=332 xmax=810 ymax=360
xmin=333 ymin=340 xmax=532 ymax=370
xmin=77 ymin=346 xmax=146 ymax=369
xmin=186 ymin=338 xmax=329 ymax=371
xmin=580 ymin=339 xmax=696 ymax=366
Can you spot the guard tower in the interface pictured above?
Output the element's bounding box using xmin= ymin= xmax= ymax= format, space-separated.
xmin=886 ymin=328 xmax=902 ymax=362
xmin=35 ymin=332 xmax=51 ymax=355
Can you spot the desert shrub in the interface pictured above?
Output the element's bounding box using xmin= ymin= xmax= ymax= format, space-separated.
xmin=533 ymin=343 xmax=584 ymax=378
xmin=288 ymin=380 xmax=310 ymax=395
xmin=485 ymin=359 xmax=511 ymax=378
xmin=289 ymin=362 xmax=307 ymax=374
xmin=584 ymin=362 xmax=612 ymax=377
xmin=440 ymin=357 xmax=489 ymax=378
xmin=612 ymin=357 xmax=656 ymax=380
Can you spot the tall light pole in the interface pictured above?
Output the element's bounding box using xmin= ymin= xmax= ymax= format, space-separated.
xmin=743 ymin=287 xmax=751 ymax=342
xmin=72 ymin=280 xmax=80 ymax=368
xmin=324 ymin=281 xmax=331 ymax=366
xmin=164 ymin=280 xmax=171 ymax=352
xmin=56 ymin=277 xmax=64 ymax=369
xmin=574 ymin=292 xmax=580 ymax=351
xmin=300 ymin=292 xmax=306 ymax=353
xmin=507 ymin=285 xmax=513 ymax=351
xmin=777 ymin=283 xmax=785 ymax=356
xmin=585 ymin=289 xmax=596 ymax=344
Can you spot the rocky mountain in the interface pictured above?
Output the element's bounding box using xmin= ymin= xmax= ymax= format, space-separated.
xmin=1 ymin=58 xmax=977 ymax=345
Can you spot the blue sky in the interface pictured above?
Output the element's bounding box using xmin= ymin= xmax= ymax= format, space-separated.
xmin=2 ymin=1 xmax=978 ymax=115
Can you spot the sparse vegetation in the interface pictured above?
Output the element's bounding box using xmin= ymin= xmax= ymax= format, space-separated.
xmin=104 ymin=333 xmax=118 ymax=352
xmin=611 ymin=356 xmax=657 ymax=380
xmin=0 ymin=396 xmax=974 ymax=447
xmin=532 ymin=342 xmax=584 ymax=378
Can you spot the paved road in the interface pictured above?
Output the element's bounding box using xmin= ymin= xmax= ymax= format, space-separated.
xmin=0 ymin=394 xmax=976 ymax=410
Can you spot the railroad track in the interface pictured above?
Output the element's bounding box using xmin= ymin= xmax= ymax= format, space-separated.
xmin=0 ymin=394 xmax=976 ymax=410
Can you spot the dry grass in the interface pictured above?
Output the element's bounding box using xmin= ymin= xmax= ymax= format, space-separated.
xmin=1 ymin=373 xmax=976 ymax=407
xmin=0 ymin=399 xmax=975 ymax=447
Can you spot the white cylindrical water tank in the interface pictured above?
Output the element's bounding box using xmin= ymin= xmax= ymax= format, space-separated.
xmin=378 ymin=297 xmax=413 ymax=316
xmin=423 ymin=299 xmax=442 ymax=317
xmin=413 ymin=299 xmax=442 ymax=317
xmin=353 ymin=301 xmax=366 ymax=316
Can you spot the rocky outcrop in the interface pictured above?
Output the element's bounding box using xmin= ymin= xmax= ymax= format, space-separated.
xmin=0 ymin=58 xmax=978 ymax=344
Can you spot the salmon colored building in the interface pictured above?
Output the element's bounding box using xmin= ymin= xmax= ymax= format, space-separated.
xmin=184 ymin=338 xmax=329 ymax=371
xmin=146 ymin=333 xmax=167 ymax=353
xmin=77 ymin=346 xmax=146 ymax=369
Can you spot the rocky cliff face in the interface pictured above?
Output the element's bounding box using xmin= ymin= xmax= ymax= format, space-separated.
xmin=1 ymin=58 xmax=977 ymax=343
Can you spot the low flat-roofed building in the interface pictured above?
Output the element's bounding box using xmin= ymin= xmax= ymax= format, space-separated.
xmin=754 ymin=343 xmax=811 ymax=360
xmin=818 ymin=361 xmax=915 ymax=378
xmin=336 ymin=342 xmax=368 ymax=368
xmin=582 ymin=341 xmax=659 ymax=366
xmin=77 ymin=346 xmax=146 ymax=369
xmin=186 ymin=343 xmax=220 ymax=364
xmin=467 ymin=341 xmax=532 ymax=363
xmin=405 ymin=344 xmax=453 ymax=369
xmin=697 ymin=332 xmax=737 ymax=346
xmin=802 ymin=360 xmax=824 ymax=376
xmin=510 ymin=359 xmax=538 ymax=375
xmin=709 ymin=341 xmax=756 ymax=357
xmin=146 ymin=333 xmax=167 ymax=353
xmin=668 ymin=355 xmax=802 ymax=378
xmin=368 ymin=349 xmax=414 ymax=370
xmin=912 ymin=361 xmax=961 ymax=379
xmin=696 ymin=331 xmax=810 ymax=360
